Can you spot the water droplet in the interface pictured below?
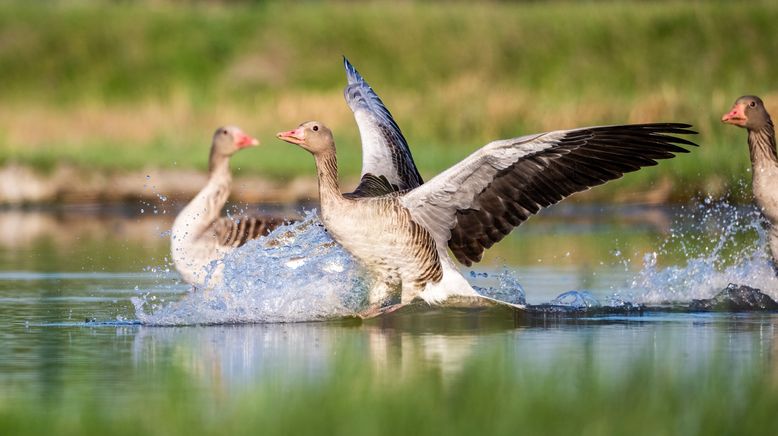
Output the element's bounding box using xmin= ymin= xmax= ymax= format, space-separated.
xmin=551 ymin=290 xmax=600 ymax=308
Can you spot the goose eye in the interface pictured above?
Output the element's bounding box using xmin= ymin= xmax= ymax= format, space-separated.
xmin=749 ymin=101 xmax=757 ymax=108
xmin=222 ymin=130 xmax=228 ymax=135
xmin=313 ymin=125 xmax=319 ymax=132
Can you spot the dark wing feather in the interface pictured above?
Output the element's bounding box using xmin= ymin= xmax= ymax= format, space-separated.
xmin=343 ymin=56 xmax=423 ymax=194
xmin=448 ymin=123 xmax=697 ymax=265
xmin=212 ymin=214 xmax=288 ymax=248
xmin=344 ymin=173 xmax=400 ymax=198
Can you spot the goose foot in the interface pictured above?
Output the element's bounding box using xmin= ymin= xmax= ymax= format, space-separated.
xmin=359 ymin=303 xmax=405 ymax=319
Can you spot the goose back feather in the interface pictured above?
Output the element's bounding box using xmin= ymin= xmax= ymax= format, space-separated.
xmin=211 ymin=214 xmax=286 ymax=248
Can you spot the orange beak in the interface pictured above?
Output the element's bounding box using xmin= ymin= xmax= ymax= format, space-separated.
xmin=721 ymin=104 xmax=747 ymax=127
xmin=277 ymin=127 xmax=305 ymax=145
xmin=235 ymin=132 xmax=260 ymax=148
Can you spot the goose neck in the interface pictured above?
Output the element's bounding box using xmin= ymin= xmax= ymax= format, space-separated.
xmin=748 ymin=120 xmax=777 ymax=167
xmin=314 ymin=151 xmax=342 ymax=203
xmin=173 ymin=152 xmax=232 ymax=241
xmin=209 ymin=151 xmax=232 ymax=181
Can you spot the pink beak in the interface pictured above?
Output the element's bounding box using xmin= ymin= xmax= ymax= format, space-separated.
xmin=276 ymin=127 xmax=305 ymax=145
xmin=721 ymin=104 xmax=747 ymax=127
xmin=235 ymin=132 xmax=260 ymax=148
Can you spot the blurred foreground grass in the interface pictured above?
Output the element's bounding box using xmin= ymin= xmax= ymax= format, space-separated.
xmin=1 ymin=348 xmax=777 ymax=436
xmin=0 ymin=0 xmax=776 ymax=201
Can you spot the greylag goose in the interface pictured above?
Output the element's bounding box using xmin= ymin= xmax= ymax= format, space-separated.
xmin=721 ymin=95 xmax=778 ymax=266
xmin=171 ymin=126 xmax=286 ymax=287
xmin=278 ymin=121 xmax=697 ymax=312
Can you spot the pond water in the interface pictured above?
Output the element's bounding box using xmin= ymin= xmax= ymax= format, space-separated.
xmin=1 ymin=202 xmax=778 ymax=401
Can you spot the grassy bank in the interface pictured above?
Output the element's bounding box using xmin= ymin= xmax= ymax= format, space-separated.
xmin=1 ymin=349 xmax=776 ymax=436
xmin=0 ymin=1 xmax=776 ymax=201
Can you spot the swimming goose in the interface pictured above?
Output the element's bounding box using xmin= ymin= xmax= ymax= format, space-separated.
xmin=721 ymin=95 xmax=778 ymax=266
xmin=278 ymin=121 xmax=697 ymax=311
xmin=171 ymin=126 xmax=286 ymax=287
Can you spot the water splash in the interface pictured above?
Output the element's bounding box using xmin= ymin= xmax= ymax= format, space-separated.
xmin=550 ymin=290 xmax=599 ymax=308
xmin=133 ymin=207 xmax=542 ymax=324
xmin=470 ymin=269 xmax=527 ymax=305
xmin=133 ymin=196 xmax=778 ymax=324
xmin=623 ymin=198 xmax=778 ymax=304
xmin=133 ymin=211 xmax=370 ymax=325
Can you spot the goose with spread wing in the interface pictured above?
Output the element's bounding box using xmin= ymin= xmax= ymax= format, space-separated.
xmin=278 ymin=121 xmax=697 ymax=312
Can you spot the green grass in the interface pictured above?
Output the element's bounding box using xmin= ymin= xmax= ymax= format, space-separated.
xmin=1 ymin=349 xmax=776 ymax=436
xmin=0 ymin=0 xmax=777 ymax=201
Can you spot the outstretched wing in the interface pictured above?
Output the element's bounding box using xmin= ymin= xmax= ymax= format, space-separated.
xmin=400 ymin=123 xmax=698 ymax=265
xmin=211 ymin=214 xmax=287 ymax=248
xmin=343 ymin=57 xmax=423 ymax=194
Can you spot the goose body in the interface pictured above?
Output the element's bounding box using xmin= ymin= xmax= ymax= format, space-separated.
xmin=301 ymin=144 xmax=472 ymax=307
xmin=279 ymin=121 xmax=697 ymax=311
xmin=171 ymin=126 xmax=285 ymax=287
xmin=722 ymin=95 xmax=778 ymax=265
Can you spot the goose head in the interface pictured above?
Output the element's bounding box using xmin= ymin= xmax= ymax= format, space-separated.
xmin=722 ymin=95 xmax=772 ymax=131
xmin=211 ymin=125 xmax=260 ymax=157
xmin=276 ymin=121 xmax=334 ymax=155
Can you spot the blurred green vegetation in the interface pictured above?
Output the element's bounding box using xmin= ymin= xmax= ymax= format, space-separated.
xmin=1 ymin=348 xmax=777 ymax=436
xmin=0 ymin=0 xmax=776 ymax=201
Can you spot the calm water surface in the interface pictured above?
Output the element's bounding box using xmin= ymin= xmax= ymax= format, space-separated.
xmin=1 ymin=203 xmax=777 ymax=400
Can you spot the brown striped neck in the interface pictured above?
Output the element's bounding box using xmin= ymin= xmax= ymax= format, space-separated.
xmin=313 ymin=151 xmax=342 ymax=203
xmin=748 ymin=119 xmax=778 ymax=166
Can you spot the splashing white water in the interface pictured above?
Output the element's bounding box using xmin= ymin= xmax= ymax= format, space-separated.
xmin=132 ymin=197 xmax=778 ymax=324
xmin=470 ymin=269 xmax=526 ymax=305
xmin=550 ymin=290 xmax=600 ymax=308
xmin=133 ymin=207 xmax=536 ymax=325
xmin=622 ymin=198 xmax=778 ymax=304
xmin=133 ymin=211 xmax=370 ymax=325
